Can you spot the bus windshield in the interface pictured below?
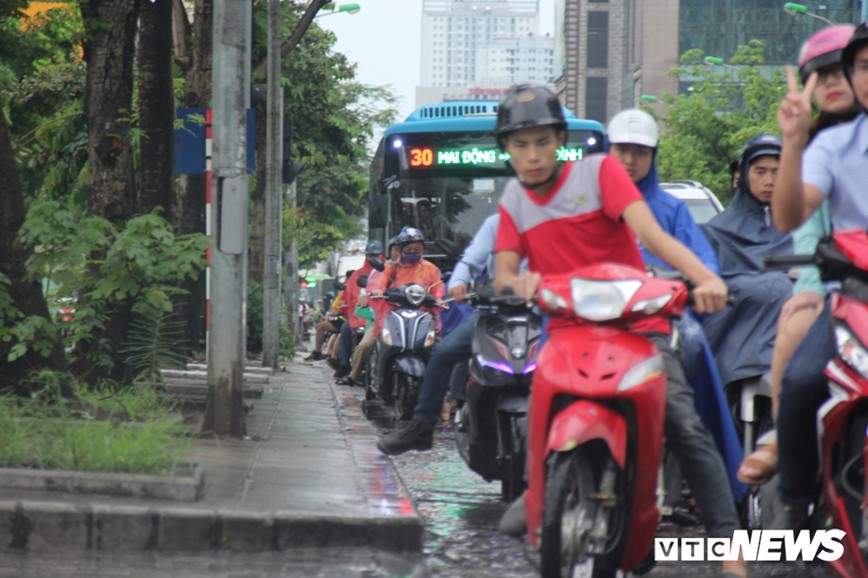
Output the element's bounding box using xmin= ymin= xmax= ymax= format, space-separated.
xmin=368 ymin=101 xmax=605 ymax=263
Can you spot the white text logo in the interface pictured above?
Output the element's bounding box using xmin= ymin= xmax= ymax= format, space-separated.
xmin=654 ymin=530 xmax=846 ymax=562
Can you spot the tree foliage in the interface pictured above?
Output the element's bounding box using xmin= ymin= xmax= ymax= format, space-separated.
xmin=654 ymin=40 xmax=787 ymax=204
xmin=0 ymin=0 xmax=398 ymax=387
xmin=251 ymin=3 xmax=398 ymax=266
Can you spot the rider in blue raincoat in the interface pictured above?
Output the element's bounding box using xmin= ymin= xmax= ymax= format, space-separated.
xmin=607 ymin=108 xmax=747 ymax=503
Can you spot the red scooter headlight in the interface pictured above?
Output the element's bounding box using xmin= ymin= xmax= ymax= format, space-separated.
xmin=568 ymin=278 xmax=643 ymax=322
xmin=835 ymin=323 xmax=868 ymax=379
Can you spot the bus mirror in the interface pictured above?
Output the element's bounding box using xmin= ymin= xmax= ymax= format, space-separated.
xmin=369 ymin=193 xmax=388 ymax=228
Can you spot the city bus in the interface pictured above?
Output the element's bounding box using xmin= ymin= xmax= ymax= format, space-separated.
xmin=367 ymin=100 xmax=606 ymax=270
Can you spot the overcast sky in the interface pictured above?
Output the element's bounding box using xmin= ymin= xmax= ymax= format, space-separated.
xmin=318 ymin=0 xmax=556 ymax=122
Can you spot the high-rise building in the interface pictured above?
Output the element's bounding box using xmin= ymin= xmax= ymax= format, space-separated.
xmin=416 ymin=0 xmax=555 ymax=106
xmin=556 ymin=0 xmax=863 ymax=123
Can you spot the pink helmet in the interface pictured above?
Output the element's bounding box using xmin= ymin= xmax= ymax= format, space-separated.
xmin=798 ymin=24 xmax=856 ymax=83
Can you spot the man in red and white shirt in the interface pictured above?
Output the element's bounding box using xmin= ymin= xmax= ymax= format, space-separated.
xmin=492 ymin=84 xmax=747 ymax=578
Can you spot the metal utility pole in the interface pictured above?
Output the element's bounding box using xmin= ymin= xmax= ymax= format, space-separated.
xmin=205 ymin=0 xmax=251 ymax=437
xmin=288 ymin=181 xmax=301 ymax=344
xmin=262 ymin=0 xmax=283 ymax=369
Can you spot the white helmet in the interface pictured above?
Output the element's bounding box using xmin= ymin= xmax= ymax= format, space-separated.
xmin=607 ymin=108 xmax=659 ymax=148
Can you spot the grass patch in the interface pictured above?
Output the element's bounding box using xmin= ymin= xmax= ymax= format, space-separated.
xmin=0 ymin=381 xmax=192 ymax=475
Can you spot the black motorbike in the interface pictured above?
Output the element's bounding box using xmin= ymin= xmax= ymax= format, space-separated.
xmin=453 ymin=289 xmax=541 ymax=501
xmin=368 ymin=283 xmax=442 ymax=420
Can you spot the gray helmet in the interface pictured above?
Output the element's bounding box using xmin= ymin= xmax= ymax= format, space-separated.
xmin=364 ymin=240 xmax=384 ymax=255
xmin=495 ymin=84 xmax=566 ymax=147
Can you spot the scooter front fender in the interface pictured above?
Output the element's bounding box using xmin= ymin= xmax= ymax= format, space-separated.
xmin=393 ymin=353 xmax=427 ymax=378
xmin=546 ymin=401 xmax=626 ymax=468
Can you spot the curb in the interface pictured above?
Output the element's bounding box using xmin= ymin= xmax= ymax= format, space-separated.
xmin=0 ymin=500 xmax=422 ymax=553
xmin=0 ymin=360 xmax=424 ymax=554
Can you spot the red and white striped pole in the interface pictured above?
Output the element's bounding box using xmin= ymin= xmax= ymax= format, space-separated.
xmin=205 ymin=108 xmax=213 ymax=351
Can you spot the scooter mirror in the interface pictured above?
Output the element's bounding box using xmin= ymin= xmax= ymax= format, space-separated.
xmin=368 ymin=258 xmax=386 ymax=272
xmin=356 ymin=274 xmax=369 ymax=288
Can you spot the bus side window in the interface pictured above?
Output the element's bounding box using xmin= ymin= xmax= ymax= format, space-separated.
xmin=369 ymin=191 xmax=388 ymax=228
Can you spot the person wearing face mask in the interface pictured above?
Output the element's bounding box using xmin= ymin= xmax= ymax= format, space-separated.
xmin=335 ymin=241 xmax=387 ymax=386
xmin=700 ymin=135 xmax=794 ymax=394
xmin=366 ymin=227 xmax=445 ymax=341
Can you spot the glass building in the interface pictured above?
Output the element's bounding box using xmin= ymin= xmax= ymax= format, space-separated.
xmin=680 ymin=0 xmax=863 ymax=66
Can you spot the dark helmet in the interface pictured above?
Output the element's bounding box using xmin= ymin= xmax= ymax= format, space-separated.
xmin=739 ymin=133 xmax=781 ymax=185
xmin=843 ymin=21 xmax=868 ymax=94
xmin=798 ymin=24 xmax=855 ymax=83
xmin=364 ymin=239 xmax=384 ymax=255
xmin=495 ymin=84 xmax=566 ymax=147
xmin=396 ymin=227 xmax=424 ymax=247
xmin=740 ymin=133 xmax=782 ymax=167
xmin=387 ymin=235 xmax=401 ymax=253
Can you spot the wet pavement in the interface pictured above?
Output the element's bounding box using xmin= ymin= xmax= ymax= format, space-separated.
xmin=0 ymin=354 xmax=821 ymax=576
xmin=363 ymin=393 xmax=814 ymax=578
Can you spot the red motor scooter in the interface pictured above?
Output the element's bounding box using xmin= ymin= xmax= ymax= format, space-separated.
xmin=765 ymin=230 xmax=868 ymax=578
xmin=523 ymin=262 xmax=690 ymax=578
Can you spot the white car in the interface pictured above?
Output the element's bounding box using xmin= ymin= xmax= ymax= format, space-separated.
xmin=660 ymin=180 xmax=725 ymax=224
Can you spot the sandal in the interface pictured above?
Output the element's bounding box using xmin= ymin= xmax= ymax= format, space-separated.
xmin=335 ymin=376 xmax=355 ymax=386
xmin=737 ymin=441 xmax=778 ymax=485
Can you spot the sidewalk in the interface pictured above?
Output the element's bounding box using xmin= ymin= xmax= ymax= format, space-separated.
xmin=0 ymin=356 xmax=422 ymax=554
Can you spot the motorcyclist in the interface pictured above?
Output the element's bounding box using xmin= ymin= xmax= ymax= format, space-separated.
xmin=701 ymin=135 xmax=793 ymax=390
xmin=768 ymin=22 xmax=868 ymax=529
xmin=607 ymin=107 xmax=746 ymax=504
xmin=376 ymin=214 xmax=500 ymax=455
xmin=335 ymin=240 xmax=386 ymax=386
xmin=304 ymin=287 xmax=346 ymax=362
xmin=491 ymin=83 xmax=746 ymax=578
xmin=366 ymin=227 xmax=445 ymax=339
xmin=737 ymin=24 xmax=858 ymax=487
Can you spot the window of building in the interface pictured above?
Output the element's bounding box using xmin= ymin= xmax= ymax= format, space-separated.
xmin=586 ymin=77 xmax=607 ymax=122
xmin=587 ymin=11 xmax=608 ymax=68
xmin=679 ymin=0 xmax=861 ymax=66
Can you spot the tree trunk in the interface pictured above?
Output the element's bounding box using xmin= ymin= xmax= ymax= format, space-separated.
xmin=175 ymin=0 xmax=213 ymax=356
xmin=138 ymin=0 xmax=175 ymax=220
xmin=0 ymin=111 xmax=71 ymax=396
xmin=76 ymin=0 xmax=140 ymax=382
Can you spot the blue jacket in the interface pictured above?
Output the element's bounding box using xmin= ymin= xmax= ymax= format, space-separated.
xmin=635 ymin=163 xmax=720 ymax=275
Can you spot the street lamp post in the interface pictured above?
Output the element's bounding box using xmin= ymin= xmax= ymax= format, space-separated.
xmin=704 ymin=56 xmax=740 ymax=71
xmin=317 ymin=3 xmax=361 ymax=17
xmin=261 ymin=0 xmax=362 ymax=358
xmin=263 ymin=0 xmax=283 ymax=369
xmin=207 ymin=0 xmax=252 ymax=436
xmin=783 ymin=3 xmax=836 ymax=26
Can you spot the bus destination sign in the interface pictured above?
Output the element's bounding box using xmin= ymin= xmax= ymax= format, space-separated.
xmin=407 ymin=145 xmax=585 ymax=168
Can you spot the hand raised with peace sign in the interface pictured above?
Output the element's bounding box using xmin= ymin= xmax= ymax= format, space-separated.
xmin=777 ymin=65 xmax=818 ymax=147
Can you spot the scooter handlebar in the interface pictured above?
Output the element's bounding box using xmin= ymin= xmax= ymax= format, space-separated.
xmin=763 ymin=254 xmax=816 ymax=270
